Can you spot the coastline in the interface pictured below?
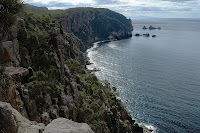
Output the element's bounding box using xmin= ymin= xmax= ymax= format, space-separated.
xmin=86 ymin=40 xmax=155 ymax=133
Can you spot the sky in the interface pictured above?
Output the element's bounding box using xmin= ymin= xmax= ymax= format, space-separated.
xmin=24 ymin=0 xmax=200 ymax=18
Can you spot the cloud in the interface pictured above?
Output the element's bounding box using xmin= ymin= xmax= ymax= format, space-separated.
xmin=24 ymin=0 xmax=200 ymax=18
xmin=161 ymin=0 xmax=195 ymax=3
xmin=25 ymin=0 xmax=95 ymax=5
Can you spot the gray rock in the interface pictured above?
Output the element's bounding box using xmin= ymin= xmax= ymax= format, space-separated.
xmin=0 ymin=102 xmax=18 ymax=133
xmin=60 ymin=92 xmax=73 ymax=106
xmin=41 ymin=112 xmax=51 ymax=126
xmin=1 ymin=41 xmax=13 ymax=61
xmin=44 ymin=94 xmax=52 ymax=109
xmin=5 ymin=67 xmax=29 ymax=83
xmin=43 ymin=118 xmax=94 ymax=133
xmin=0 ymin=101 xmax=44 ymax=133
xmin=17 ymin=18 xmax=25 ymax=28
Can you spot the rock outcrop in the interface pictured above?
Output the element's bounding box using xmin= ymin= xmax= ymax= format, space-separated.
xmin=0 ymin=101 xmax=44 ymax=133
xmin=0 ymin=2 xmax=148 ymax=132
xmin=0 ymin=27 xmax=21 ymax=66
xmin=0 ymin=101 xmax=94 ymax=133
xmin=43 ymin=118 xmax=94 ymax=133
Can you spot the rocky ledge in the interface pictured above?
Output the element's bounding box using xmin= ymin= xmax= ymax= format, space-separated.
xmin=0 ymin=101 xmax=94 ymax=133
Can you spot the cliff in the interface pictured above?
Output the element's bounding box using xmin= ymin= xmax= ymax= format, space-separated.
xmin=24 ymin=5 xmax=133 ymax=51
xmin=0 ymin=1 xmax=145 ymax=133
xmin=57 ymin=7 xmax=133 ymax=51
xmin=0 ymin=101 xmax=94 ymax=133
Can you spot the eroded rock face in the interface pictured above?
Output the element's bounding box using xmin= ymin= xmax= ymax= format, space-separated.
xmin=0 ymin=102 xmax=18 ymax=133
xmin=43 ymin=118 xmax=94 ymax=133
xmin=60 ymin=9 xmax=133 ymax=51
xmin=5 ymin=67 xmax=29 ymax=83
xmin=0 ymin=24 xmax=21 ymax=66
xmin=0 ymin=102 xmax=94 ymax=133
xmin=0 ymin=101 xmax=44 ymax=133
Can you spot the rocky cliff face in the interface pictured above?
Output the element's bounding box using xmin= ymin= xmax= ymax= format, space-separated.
xmin=57 ymin=8 xmax=133 ymax=51
xmin=0 ymin=101 xmax=94 ymax=133
xmin=0 ymin=3 xmax=146 ymax=133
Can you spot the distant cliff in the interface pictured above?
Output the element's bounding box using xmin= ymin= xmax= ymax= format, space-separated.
xmin=0 ymin=2 xmax=146 ymax=133
xmin=55 ymin=7 xmax=133 ymax=51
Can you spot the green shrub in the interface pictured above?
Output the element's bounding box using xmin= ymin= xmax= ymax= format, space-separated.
xmin=0 ymin=0 xmax=23 ymax=33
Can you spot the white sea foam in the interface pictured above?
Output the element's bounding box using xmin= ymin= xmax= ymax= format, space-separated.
xmin=139 ymin=123 xmax=157 ymax=133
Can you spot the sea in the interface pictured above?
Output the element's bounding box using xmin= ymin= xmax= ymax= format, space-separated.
xmin=87 ymin=18 xmax=200 ymax=133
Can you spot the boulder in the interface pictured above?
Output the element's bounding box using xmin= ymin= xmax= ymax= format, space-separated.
xmin=0 ymin=101 xmax=44 ymax=133
xmin=0 ymin=102 xmax=18 ymax=133
xmin=43 ymin=118 xmax=94 ymax=133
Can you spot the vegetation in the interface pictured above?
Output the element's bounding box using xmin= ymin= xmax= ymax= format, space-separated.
xmin=23 ymin=6 xmax=133 ymax=46
xmin=26 ymin=71 xmax=64 ymax=112
xmin=0 ymin=2 xmax=139 ymax=132
xmin=55 ymin=7 xmax=133 ymax=44
xmin=0 ymin=0 xmax=23 ymax=34
xmin=67 ymin=59 xmax=132 ymax=132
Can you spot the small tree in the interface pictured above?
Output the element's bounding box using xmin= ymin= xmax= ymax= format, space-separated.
xmin=0 ymin=0 xmax=23 ymax=34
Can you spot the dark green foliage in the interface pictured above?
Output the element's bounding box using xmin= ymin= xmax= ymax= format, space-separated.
xmin=0 ymin=0 xmax=23 ymax=33
xmin=33 ymin=53 xmax=50 ymax=70
xmin=24 ymin=4 xmax=49 ymax=14
xmin=17 ymin=12 xmax=52 ymax=69
xmin=1 ymin=3 xmax=137 ymax=132
xmin=54 ymin=7 xmax=133 ymax=44
xmin=67 ymin=60 xmax=132 ymax=132
xmin=24 ymin=5 xmax=133 ymax=47
xmin=26 ymin=71 xmax=64 ymax=112
xmin=24 ymin=4 xmax=63 ymax=15
xmin=66 ymin=59 xmax=85 ymax=75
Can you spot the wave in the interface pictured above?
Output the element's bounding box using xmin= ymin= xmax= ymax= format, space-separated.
xmin=139 ymin=123 xmax=157 ymax=133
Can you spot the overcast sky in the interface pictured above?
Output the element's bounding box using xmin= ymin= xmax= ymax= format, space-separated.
xmin=24 ymin=0 xmax=200 ymax=18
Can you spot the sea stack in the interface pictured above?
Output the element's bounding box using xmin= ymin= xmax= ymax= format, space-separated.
xmin=143 ymin=26 xmax=148 ymax=29
xmin=149 ymin=25 xmax=156 ymax=30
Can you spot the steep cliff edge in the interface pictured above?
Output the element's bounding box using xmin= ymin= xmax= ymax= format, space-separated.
xmin=24 ymin=5 xmax=133 ymax=51
xmin=0 ymin=1 xmax=147 ymax=133
xmin=0 ymin=101 xmax=94 ymax=133
xmin=57 ymin=7 xmax=133 ymax=51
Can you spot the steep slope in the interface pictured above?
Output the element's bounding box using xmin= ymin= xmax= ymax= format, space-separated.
xmin=24 ymin=5 xmax=133 ymax=51
xmin=0 ymin=2 xmax=146 ymax=133
xmin=56 ymin=7 xmax=133 ymax=50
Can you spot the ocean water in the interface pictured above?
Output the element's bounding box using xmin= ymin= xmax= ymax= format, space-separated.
xmin=87 ymin=18 xmax=200 ymax=133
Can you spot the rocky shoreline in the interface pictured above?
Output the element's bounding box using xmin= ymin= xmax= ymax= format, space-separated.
xmin=86 ymin=41 xmax=154 ymax=133
xmin=1 ymin=1 xmax=153 ymax=132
